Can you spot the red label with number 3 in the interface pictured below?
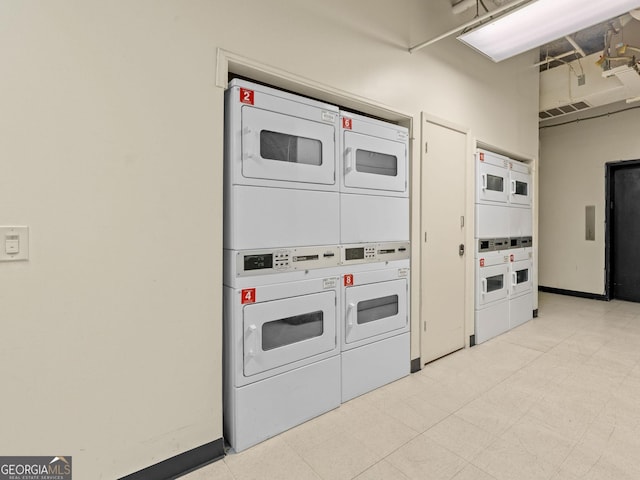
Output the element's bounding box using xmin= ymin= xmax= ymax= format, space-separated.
xmin=344 ymin=274 xmax=354 ymax=286
xmin=240 ymin=88 xmax=254 ymax=105
xmin=342 ymin=118 xmax=353 ymax=130
xmin=241 ymin=288 xmax=256 ymax=304
xmin=480 ymin=259 xmax=485 ymax=267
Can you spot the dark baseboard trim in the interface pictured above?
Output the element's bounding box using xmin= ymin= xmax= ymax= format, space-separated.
xmin=538 ymin=286 xmax=608 ymax=301
xmin=410 ymin=358 xmax=421 ymax=373
xmin=119 ymin=438 xmax=225 ymax=480
xmin=533 ymin=309 xmax=538 ymax=318
xmin=469 ymin=335 xmax=476 ymax=347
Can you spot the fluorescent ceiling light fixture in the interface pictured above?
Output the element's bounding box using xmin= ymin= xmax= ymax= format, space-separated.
xmin=458 ymin=0 xmax=640 ymax=62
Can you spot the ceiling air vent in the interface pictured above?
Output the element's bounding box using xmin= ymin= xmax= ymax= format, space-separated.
xmin=539 ymin=101 xmax=591 ymax=120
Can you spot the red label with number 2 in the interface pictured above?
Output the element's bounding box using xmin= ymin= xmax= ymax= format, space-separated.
xmin=240 ymin=88 xmax=254 ymax=105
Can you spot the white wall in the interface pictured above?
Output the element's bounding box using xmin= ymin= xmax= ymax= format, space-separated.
xmin=539 ymin=107 xmax=640 ymax=294
xmin=0 ymin=1 xmax=538 ymax=478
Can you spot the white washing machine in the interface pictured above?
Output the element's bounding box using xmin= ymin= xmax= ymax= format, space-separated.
xmin=223 ymin=245 xmax=342 ymax=452
xmin=509 ymin=237 xmax=533 ymax=329
xmin=339 ymin=111 xmax=409 ymax=243
xmin=224 ymin=79 xmax=341 ymax=250
xmin=474 ymin=239 xmax=510 ymax=344
xmin=339 ymin=243 xmax=410 ymax=402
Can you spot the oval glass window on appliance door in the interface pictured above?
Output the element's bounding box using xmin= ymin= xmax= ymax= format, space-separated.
xmin=241 ymin=106 xmax=336 ymax=185
xmin=511 ymin=260 xmax=532 ymax=295
xmin=509 ymin=170 xmax=531 ymax=206
xmin=343 ymin=131 xmax=406 ymax=193
xmin=345 ymin=278 xmax=408 ymax=344
xmin=243 ymin=290 xmax=337 ymax=377
xmin=477 ymin=263 xmax=509 ymax=307
xmin=476 ymin=161 xmax=508 ymax=204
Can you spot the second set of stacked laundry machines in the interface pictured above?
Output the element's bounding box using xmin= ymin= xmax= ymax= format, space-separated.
xmin=475 ymin=149 xmax=534 ymax=344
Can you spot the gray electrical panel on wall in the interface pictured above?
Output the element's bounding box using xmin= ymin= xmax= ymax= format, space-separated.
xmin=586 ymin=205 xmax=595 ymax=241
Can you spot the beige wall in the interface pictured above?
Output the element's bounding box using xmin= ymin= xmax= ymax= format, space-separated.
xmin=539 ymin=107 xmax=640 ymax=294
xmin=0 ymin=1 xmax=538 ymax=478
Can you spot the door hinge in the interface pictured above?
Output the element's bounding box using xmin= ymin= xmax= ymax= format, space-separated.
xmin=424 ymin=232 xmax=427 ymax=242
xmin=460 ymin=216 xmax=465 ymax=227
xmin=423 ymin=320 xmax=426 ymax=332
xmin=425 ymin=142 xmax=428 ymax=154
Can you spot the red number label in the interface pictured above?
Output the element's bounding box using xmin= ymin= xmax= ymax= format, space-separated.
xmin=479 ymin=152 xmax=485 ymax=162
xmin=240 ymin=88 xmax=254 ymax=105
xmin=241 ymin=288 xmax=256 ymax=304
xmin=479 ymin=259 xmax=485 ymax=267
xmin=510 ymin=254 xmax=514 ymax=262
xmin=344 ymin=274 xmax=354 ymax=286
xmin=342 ymin=117 xmax=352 ymax=130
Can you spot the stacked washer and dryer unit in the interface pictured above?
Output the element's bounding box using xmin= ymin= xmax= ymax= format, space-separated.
xmin=223 ymin=79 xmax=410 ymax=452
xmin=475 ymin=149 xmax=533 ymax=344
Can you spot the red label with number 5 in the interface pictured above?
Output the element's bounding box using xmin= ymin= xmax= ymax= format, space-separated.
xmin=240 ymin=88 xmax=254 ymax=105
xmin=241 ymin=288 xmax=256 ymax=304
xmin=344 ymin=274 xmax=354 ymax=286
xmin=342 ymin=117 xmax=352 ymax=130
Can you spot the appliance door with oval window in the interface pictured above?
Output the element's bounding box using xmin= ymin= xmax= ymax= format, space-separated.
xmin=342 ymin=131 xmax=407 ymax=195
xmin=344 ymin=278 xmax=408 ymax=348
xmin=477 ymin=160 xmax=509 ymax=205
xmin=243 ymin=290 xmax=337 ymax=379
xmin=240 ymin=106 xmax=336 ymax=187
xmin=509 ymin=168 xmax=532 ymax=207
xmin=510 ymin=258 xmax=533 ymax=297
xmin=476 ymin=262 xmax=509 ymax=308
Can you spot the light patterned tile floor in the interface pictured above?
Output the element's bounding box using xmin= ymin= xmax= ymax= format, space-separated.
xmin=182 ymin=293 xmax=640 ymax=480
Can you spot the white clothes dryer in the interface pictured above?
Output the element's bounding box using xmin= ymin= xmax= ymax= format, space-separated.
xmin=474 ymin=245 xmax=510 ymax=344
xmin=339 ymin=244 xmax=410 ymax=402
xmin=509 ymin=238 xmax=533 ymax=329
xmin=476 ymin=149 xmax=509 ymax=205
xmin=224 ymin=79 xmax=341 ymax=249
xmin=223 ymin=267 xmax=341 ymax=452
xmin=339 ymin=111 xmax=409 ymax=243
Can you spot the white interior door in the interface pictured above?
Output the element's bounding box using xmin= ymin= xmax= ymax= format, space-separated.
xmin=420 ymin=115 xmax=467 ymax=364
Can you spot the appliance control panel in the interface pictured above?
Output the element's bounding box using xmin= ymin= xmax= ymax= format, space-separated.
xmin=340 ymin=241 xmax=410 ymax=265
xmin=235 ymin=245 xmax=341 ymax=276
xmin=477 ymin=237 xmax=509 ymax=253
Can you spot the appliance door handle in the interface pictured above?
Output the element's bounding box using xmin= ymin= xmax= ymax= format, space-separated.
xmin=511 ymin=179 xmax=516 ymax=195
xmin=345 ymin=147 xmax=354 ymax=174
xmin=247 ymin=324 xmax=259 ymax=358
xmin=512 ymin=272 xmax=517 ymax=288
xmin=481 ymin=173 xmax=487 ymax=191
xmin=244 ymin=127 xmax=260 ymax=160
xmin=481 ymin=278 xmax=487 ymax=294
xmin=347 ymin=302 xmax=356 ymax=328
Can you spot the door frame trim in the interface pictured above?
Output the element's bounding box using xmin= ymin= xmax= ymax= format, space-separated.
xmin=605 ymin=158 xmax=640 ymax=300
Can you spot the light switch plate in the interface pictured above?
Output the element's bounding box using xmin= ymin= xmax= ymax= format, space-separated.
xmin=0 ymin=226 xmax=29 ymax=262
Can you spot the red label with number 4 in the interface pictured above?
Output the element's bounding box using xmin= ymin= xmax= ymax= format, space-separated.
xmin=241 ymin=288 xmax=256 ymax=304
xmin=342 ymin=117 xmax=353 ymax=130
xmin=240 ymin=88 xmax=254 ymax=105
xmin=480 ymin=259 xmax=485 ymax=267
xmin=344 ymin=274 xmax=354 ymax=286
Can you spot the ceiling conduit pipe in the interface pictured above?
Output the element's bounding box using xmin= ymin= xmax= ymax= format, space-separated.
xmin=409 ymin=0 xmax=533 ymax=54
xmin=452 ymin=0 xmax=478 ymax=15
